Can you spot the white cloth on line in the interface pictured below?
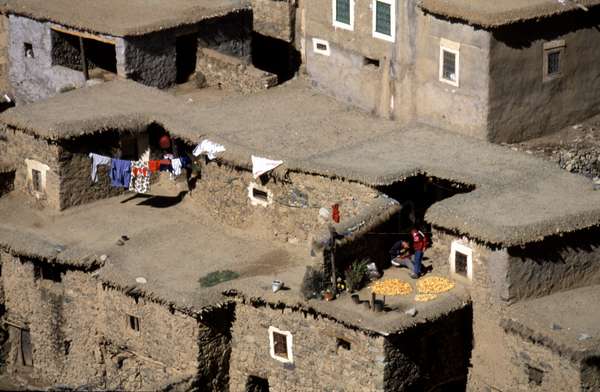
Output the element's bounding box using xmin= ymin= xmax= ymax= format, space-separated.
xmin=251 ymin=155 xmax=283 ymax=179
xmin=89 ymin=153 xmax=111 ymax=182
xmin=171 ymin=158 xmax=183 ymax=177
xmin=193 ymin=139 xmax=226 ymax=160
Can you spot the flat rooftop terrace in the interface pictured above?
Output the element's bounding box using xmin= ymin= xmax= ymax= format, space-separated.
xmin=0 ymin=192 xmax=468 ymax=334
xmin=502 ymin=285 xmax=600 ymax=360
xmin=418 ymin=0 xmax=600 ymax=27
xmin=2 ymin=79 xmax=600 ymax=246
xmin=0 ymin=0 xmax=247 ymax=36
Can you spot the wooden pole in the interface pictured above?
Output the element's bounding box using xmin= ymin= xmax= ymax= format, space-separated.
xmin=79 ymin=36 xmax=89 ymax=80
xmin=329 ymin=225 xmax=337 ymax=295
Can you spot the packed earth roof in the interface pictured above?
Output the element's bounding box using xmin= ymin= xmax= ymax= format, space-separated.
xmin=418 ymin=0 xmax=600 ymax=27
xmin=2 ymin=79 xmax=599 ymax=246
xmin=0 ymin=0 xmax=248 ymax=37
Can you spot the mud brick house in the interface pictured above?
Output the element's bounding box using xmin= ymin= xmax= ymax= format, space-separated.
xmin=297 ymin=0 xmax=600 ymax=142
xmin=0 ymin=0 xmax=283 ymax=104
xmin=0 ymin=77 xmax=598 ymax=390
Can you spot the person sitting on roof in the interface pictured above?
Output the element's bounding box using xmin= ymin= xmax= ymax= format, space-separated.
xmin=390 ymin=240 xmax=413 ymax=269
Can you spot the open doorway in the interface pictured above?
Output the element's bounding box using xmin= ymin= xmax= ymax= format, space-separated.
xmin=251 ymin=32 xmax=300 ymax=83
xmin=245 ymin=375 xmax=269 ymax=392
xmin=176 ymin=34 xmax=198 ymax=83
xmin=51 ymin=29 xmax=117 ymax=81
xmin=9 ymin=326 xmax=33 ymax=368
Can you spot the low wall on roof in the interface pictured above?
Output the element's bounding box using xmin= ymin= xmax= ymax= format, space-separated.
xmin=251 ymin=0 xmax=295 ymax=43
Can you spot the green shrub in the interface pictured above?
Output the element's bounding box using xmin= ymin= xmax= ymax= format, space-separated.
xmin=199 ymin=270 xmax=240 ymax=288
xmin=345 ymin=260 xmax=368 ymax=292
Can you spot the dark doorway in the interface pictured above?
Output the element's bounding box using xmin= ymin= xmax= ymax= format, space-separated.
xmin=251 ymin=32 xmax=300 ymax=83
xmin=176 ymin=34 xmax=198 ymax=83
xmin=20 ymin=329 xmax=33 ymax=367
xmin=246 ymin=375 xmax=269 ymax=392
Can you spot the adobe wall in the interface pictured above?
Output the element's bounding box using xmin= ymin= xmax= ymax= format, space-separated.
xmin=505 ymin=227 xmax=600 ymax=302
xmin=384 ymin=305 xmax=473 ymax=391
xmin=500 ymin=330 xmax=582 ymax=392
xmin=229 ymin=301 xmax=386 ymax=392
xmin=7 ymin=16 xmax=87 ymax=104
xmin=0 ymin=15 xmax=11 ymax=94
xmin=411 ymin=12 xmax=491 ymax=139
xmin=252 ymin=0 xmax=295 ymax=43
xmin=303 ymin=0 xmax=392 ymax=114
xmin=1 ymin=252 xmax=102 ymax=386
xmin=488 ymin=9 xmax=600 ymax=143
xmin=120 ymin=32 xmax=176 ymax=89
xmin=0 ymin=251 xmax=219 ymax=390
xmin=0 ymin=126 xmax=60 ymax=209
xmin=190 ymin=162 xmax=379 ymax=244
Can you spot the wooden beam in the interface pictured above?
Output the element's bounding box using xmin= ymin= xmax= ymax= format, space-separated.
xmin=51 ymin=26 xmax=116 ymax=45
xmin=79 ymin=36 xmax=89 ymax=81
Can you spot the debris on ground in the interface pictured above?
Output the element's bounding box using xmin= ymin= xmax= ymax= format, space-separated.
xmin=417 ymin=276 xmax=455 ymax=294
xmin=371 ymin=279 xmax=412 ymax=296
xmin=405 ymin=307 xmax=417 ymax=317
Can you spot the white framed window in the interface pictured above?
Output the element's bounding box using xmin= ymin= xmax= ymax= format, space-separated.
xmin=543 ymin=40 xmax=565 ymax=82
xmin=247 ymin=182 xmax=273 ymax=207
xmin=25 ymin=159 xmax=50 ymax=197
xmin=268 ymin=326 xmax=293 ymax=364
xmin=312 ymin=38 xmax=331 ymax=56
xmin=332 ymin=0 xmax=354 ymax=30
xmin=450 ymin=240 xmax=473 ymax=280
xmin=439 ymin=38 xmax=460 ymax=87
xmin=372 ymin=0 xmax=395 ymax=42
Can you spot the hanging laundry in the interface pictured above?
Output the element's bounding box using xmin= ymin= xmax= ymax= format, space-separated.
xmin=129 ymin=161 xmax=151 ymax=194
xmin=110 ymin=159 xmax=131 ymax=188
xmin=170 ymin=157 xmax=191 ymax=177
xmin=89 ymin=153 xmax=111 ymax=183
xmin=252 ymin=155 xmax=283 ymax=179
xmin=148 ymin=160 xmax=161 ymax=173
xmin=193 ymin=140 xmax=226 ymax=160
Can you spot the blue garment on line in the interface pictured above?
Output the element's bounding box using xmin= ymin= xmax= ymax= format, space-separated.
xmin=110 ymin=159 xmax=131 ymax=188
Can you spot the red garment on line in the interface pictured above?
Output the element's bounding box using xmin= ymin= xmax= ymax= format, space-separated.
xmin=132 ymin=167 xmax=149 ymax=177
xmin=148 ymin=160 xmax=161 ymax=173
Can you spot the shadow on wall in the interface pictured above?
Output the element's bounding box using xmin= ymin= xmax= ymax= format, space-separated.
xmin=492 ymin=8 xmax=600 ymax=49
xmin=251 ymin=32 xmax=301 ymax=83
xmin=384 ymin=304 xmax=474 ymax=392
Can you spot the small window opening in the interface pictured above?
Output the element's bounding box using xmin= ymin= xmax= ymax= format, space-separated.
xmin=35 ymin=264 xmax=62 ymax=283
xmin=313 ymin=38 xmax=330 ymax=56
xmin=317 ymin=43 xmax=328 ymax=51
xmin=547 ymin=51 xmax=560 ymax=75
xmin=31 ymin=169 xmax=42 ymax=192
xmin=526 ymin=365 xmax=544 ymax=386
xmin=336 ymin=338 xmax=351 ymax=351
xmin=246 ymin=375 xmax=269 ymax=392
xmin=128 ymin=315 xmax=140 ymax=332
xmin=364 ymin=57 xmax=380 ymax=67
xmin=252 ymin=188 xmax=269 ymax=203
xmin=442 ymin=50 xmax=457 ymax=82
xmin=273 ymin=332 xmax=287 ymax=357
xmin=454 ymin=251 xmax=468 ymax=277
xmin=24 ymin=43 xmax=34 ymax=58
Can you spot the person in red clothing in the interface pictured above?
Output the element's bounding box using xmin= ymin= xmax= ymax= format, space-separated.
xmin=410 ymin=228 xmax=428 ymax=279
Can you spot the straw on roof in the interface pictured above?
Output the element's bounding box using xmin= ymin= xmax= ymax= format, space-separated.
xmin=0 ymin=0 xmax=248 ymax=37
xmin=2 ymin=79 xmax=599 ymax=246
xmin=419 ymin=0 xmax=600 ymax=27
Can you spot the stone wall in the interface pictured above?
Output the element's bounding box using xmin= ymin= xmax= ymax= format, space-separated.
xmin=0 ymin=126 xmax=61 ymax=209
xmin=189 ymin=162 xmax=380 ymax=244
xmin=196 ymin=48 xmax=278 ymax=93
xmin=252 ymin=0 xmax=295 ymax=43
xmin=0 ymin=251 xmax=219 ymax=390
xmin=500 ymin=330 xmax=583 ymax=392
xmin=7 ymin=16 xmax=87 ymax=104
xmin=197 ymin=11 xmax=252 ymax=58
xmin=488 ymin=9 xmax=600 ymax=143
xmin=0 ymin=14 xmax=11 ymax=94
xmin=229 ymin=301 xmax=386 ymax=392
